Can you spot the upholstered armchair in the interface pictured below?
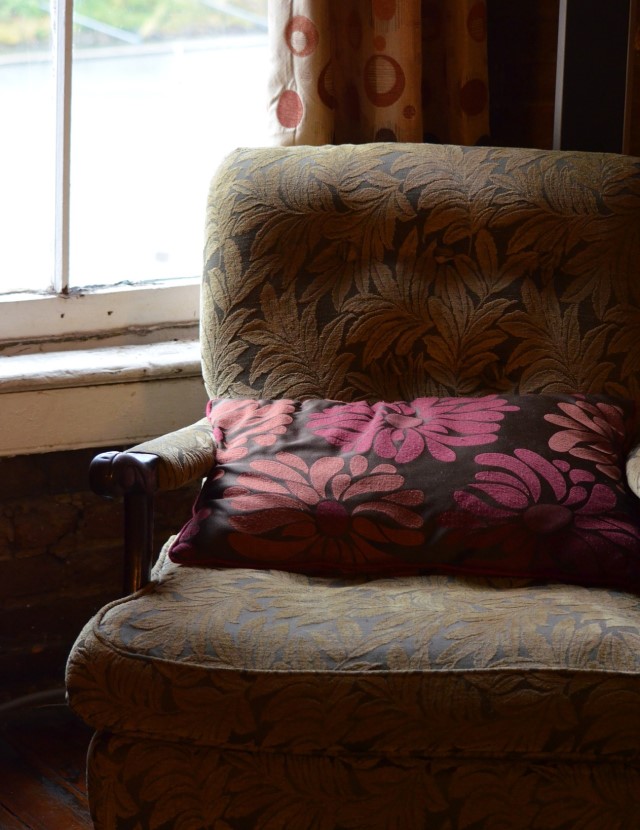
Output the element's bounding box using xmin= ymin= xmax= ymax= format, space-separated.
xmin=67 ymin=143 xmax=640 ymax=829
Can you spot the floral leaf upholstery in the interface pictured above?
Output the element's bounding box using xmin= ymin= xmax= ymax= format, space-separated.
xmin=69 ymin=544 xmax=640 ymax=753
xmin=67 ymin=544 xmax=640 ymax=827
xmin=202 ymin=144 xmax=640 ymax=402
xmin=87 ymin=735 xmax=640 ymax=829
xmin=130 ymin=418 xmax=215 ymax=491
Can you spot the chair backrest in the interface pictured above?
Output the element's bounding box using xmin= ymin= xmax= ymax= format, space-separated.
xmin=201 ymin=143 xmax=640 ymax=411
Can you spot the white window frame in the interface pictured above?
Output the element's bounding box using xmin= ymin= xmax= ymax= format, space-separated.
xmin=0 ymin=281 xmax=200 ymax=348
xmin=0 ymin=0 xmax=201 ymax=352
xmin=0 ymin=0 xmax=214 ymax=455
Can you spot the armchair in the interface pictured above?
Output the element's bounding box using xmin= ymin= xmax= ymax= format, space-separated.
xmin=67 ymin=143 xmax=640 ymax=829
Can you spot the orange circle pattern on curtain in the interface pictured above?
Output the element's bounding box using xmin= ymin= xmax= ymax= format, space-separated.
xmin=268 ymin=0 xmax=490 ymax=147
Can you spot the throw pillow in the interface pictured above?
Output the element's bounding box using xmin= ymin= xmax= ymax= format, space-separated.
xmin=169 ymin=394 xmax=640 ymax=590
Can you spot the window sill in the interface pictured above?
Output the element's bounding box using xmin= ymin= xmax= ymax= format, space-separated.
xmin=0 ymin=280 xmax=200 ymax=346
xmin=0 ymin=340 xmax=207 ymax=456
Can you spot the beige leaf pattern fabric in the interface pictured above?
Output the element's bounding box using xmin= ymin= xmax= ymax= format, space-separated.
xmin=70 ymin=544 xmax=640 ymax=828
xmin=87 ymin=734 xmax=640 ymax=829
xmin=130 ymin=418 xmax=215 ymax=491
xmin=67 ymin=142 xmax=640 ymax=828
xmin=202 ymin=143 xmax=640 ymax=405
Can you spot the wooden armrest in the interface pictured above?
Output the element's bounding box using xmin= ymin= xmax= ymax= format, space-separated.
xmin=89 ymin=418 xmax=215 ymax=595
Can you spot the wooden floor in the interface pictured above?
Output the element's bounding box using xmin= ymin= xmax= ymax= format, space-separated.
xmin=0 ymin=694 xmax=93 ymax=829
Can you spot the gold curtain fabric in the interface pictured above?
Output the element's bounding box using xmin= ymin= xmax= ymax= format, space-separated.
xmin=268 ymin=0 xmax=490 ymax=146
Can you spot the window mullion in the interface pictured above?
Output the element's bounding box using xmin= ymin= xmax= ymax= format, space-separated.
xmin=52 ymin=0 xmax=73 ymax=293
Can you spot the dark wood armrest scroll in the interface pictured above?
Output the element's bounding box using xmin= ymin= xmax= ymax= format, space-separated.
xmin=90 ymin=451 xmax=159 ymax=595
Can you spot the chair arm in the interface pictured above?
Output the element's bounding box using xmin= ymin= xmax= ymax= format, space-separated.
xmin=129 ymin=417 xmax=216 ymax=490
xmin=628 ymin=443 xmax=640 ymax=499
xmin=91 ymin=417 xmax=215 ymax=496
xmin=90 ymin=418 xmax=215 ymax=594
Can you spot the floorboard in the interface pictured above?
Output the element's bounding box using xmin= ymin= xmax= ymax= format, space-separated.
xmin=0 ymin=700 xmax=93 ymax=830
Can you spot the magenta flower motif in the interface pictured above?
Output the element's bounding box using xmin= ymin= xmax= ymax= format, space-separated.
xmin=224 ymin=452 xmax=425 ymax=570
xmin=439 ymin=449 xmax=640 ymax=581
xmin=307 ymin=396 xmax=519 ymax=463
xmin=170 ymin=507 xmax=214 ymax=557
xmin=544 ymin=398 xmax=628 ymax=482
xmin=207 ymin=398 xmax=295 ymax=463
xmin=170 ymin=468 xmax=226 ymax=558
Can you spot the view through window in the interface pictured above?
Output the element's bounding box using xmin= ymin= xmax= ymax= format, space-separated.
xmin=0 ymin=0 xmax=269 ymax=296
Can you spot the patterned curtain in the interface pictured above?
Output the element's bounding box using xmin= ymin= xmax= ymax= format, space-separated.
xmin=268 ymin=0 xmax=490 ymax=147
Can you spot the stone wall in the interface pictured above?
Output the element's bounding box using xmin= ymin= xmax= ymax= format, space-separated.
xmin=0 ymin=447 xmax=198 ymax=702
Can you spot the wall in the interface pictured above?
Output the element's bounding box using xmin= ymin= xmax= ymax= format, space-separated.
xmin=489 ymin=0 xmax=640 ymax=155
xmin=632 ymin=22 xmax=640 ymax=155
xmin=488 ymin=0 xmax=560 ymax=150
xmin=0 ymin=448 xmax=198 ymax=703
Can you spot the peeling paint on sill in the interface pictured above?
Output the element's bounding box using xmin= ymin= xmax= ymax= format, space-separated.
xmin=0 ymin=340 xmax=202 ymax=393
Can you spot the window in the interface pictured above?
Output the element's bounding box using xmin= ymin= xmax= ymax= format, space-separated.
xmin=0 ymin=0 xmax=269 ymax=344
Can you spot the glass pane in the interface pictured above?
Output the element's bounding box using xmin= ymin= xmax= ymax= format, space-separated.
xmin=0 ymin=2 xmax=54 ymax=294
xmin=69 ymin=0 xmax=269 ymax=288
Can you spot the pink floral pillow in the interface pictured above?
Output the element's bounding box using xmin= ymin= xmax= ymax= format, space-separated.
xmin=169 ymin=395 xmax=640 ymax=590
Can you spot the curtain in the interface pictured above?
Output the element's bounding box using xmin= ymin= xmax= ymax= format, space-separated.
xmin=268 ymin=0 xmax=490 ymax=147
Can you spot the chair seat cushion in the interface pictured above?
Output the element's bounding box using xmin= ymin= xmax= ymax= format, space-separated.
xmin=66 ymin=541 xmax=640 ymax=762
